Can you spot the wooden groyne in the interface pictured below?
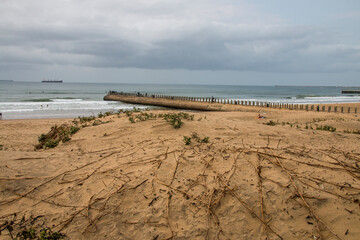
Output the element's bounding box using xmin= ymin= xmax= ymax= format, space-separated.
xmin=104 ymin=92 xmax=358 ymax=113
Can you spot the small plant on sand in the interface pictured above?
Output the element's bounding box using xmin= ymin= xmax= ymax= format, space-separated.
xmin=132 ymin=107 xmax=141 ymax=112
xmin=0 ymin=144 xmax=5 ymax=150
xmin=38 ymin=134 xmax=47 ymax=142
xmin=201 ymin=137 xmax=210 ymax=143
xmin=36 ymin=125 xmax=71 ymax=149
xmin=78 ymin=116 xmax=95 ymax=123
xmin=61 ymin=134 xmax=71 ymax=143
xmin=17 ymin=228 xmax=37 ymax=239
xmin=70 ymin=126 xmax=80 ymax=135
xmin=92 ymin=119 xmax=102 ymax=126
xmin=17 ymin=227 xmax=65 ymax=240
xmin=104 ymin=111 xmax=113 ymax=116
xmin=98 ymin=112 xmax=104 ymax=118
xmin=343 ymin=129 xmax=360 ymax=134
xmin=164 ymin=113 xmax=183 ymax=129
xmin=170 ymin=117 xmax=183 ymax=129
xmin=316 ymin=125 xmax=336 ymax=132
xmin=314 ymin=118 xmax=326 ymax=122
xmin=43 ymin=139 xmax=59 ymax=149
xmin=264 ymin=120 xmax=277 ymax=126
xmin=183 ymin=136 xmax=191 ymax=145
xmin=189 ymin=132 xmax=210 ymax=143
xmin=129 ymin=116 xmax=135 ymax=123
xmin=1 ymin=218 xmax=65 ymax=240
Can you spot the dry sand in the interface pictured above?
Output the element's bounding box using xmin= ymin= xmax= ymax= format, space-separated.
xmin=0 ymin=107 xmax=360 ymax=239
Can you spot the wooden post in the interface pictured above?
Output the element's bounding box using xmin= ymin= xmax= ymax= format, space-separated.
xmin=328 ymin=106 xmax=331 ymax=112
xmin=305 ymin=105 xmax=308 ymax=111
xmin=348 ymin=107 xmax=350 ymax=113
xmin=355 ymin=108 xmax=357 ymax=114
xmin=341 ymin=107 xmax=344 ymax=113
xmin=322 ymin=106 xmax=325 ymax=111
xmin=334 ymin=106 xmax=337 ymax=112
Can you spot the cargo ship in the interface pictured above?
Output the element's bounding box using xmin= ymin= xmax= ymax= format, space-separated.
xmin=41 ymin=79 xmax=63 ymax=83
xmin=341 ymin=89 xmax=360 ymax=94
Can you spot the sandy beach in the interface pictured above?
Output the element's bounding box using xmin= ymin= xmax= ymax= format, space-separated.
xmin=1 ymin=106 xmax=360 ymax=239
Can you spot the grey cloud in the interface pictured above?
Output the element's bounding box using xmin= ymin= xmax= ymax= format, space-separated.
xmin=0 ymin=0 xmax=359 ymax=74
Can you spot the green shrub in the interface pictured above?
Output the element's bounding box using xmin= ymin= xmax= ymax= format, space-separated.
xmin=61 ymin=134 xmax=71 ymax=143
xmin=92 ymin=120 xmax=102 ymax=126
xmin=39 ymin=228 xmax=65 ymax=240
xmin=129 ymin=117 xmax=135 ymax=123
xmin=201 ymin=137 xmax=210 ymax=143
xmin=264 ymin=120 xmax=277 ymax=126
xmin=38 ymin=134 xmax=47 ymax=142
xmin=78 ymin=116 xmax=95 ymax=123
xmin=16 ymin=227 xmax=65 ymax=240
xmin=316 ymin=125 xmax=336 ymax=132
xmin=17 ymin=228 xmax=36 ymax=239
xmin=44 ymin=140 xmax=59 ymax=149
xmin=70 ymin=126 xmax=80 ymax=135
xmin=183 ymin=136 xmax=191 ymax=145
xmin=343 ymin=129 xmax=360 ymax=134
xmin=164 ymin=113 xmax=184 ymax=129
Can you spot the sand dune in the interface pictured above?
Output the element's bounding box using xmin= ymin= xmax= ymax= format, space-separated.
xmin=0 ymin=108 xmax=360 ymax=239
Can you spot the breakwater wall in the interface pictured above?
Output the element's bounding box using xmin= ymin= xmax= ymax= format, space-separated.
xmin=104 ymin=92 xmax=358 ymax=113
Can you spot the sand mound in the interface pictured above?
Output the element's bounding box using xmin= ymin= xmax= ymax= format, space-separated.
xmin=0 ymin=110 xmax=359 ymax=239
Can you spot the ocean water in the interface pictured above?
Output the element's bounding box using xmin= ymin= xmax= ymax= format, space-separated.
xmin=0 ymin=81 xmax=359 ymax=119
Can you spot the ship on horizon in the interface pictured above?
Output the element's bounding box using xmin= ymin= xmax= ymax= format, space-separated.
xmin=41 ymin=79 xmax=63 ymax=83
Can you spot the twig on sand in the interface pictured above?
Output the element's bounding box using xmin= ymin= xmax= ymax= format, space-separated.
xmin=257 ymin=155 xmax=266 ymax=233
xmin=274 ymin=157 xmax=343 ymax=240
xmin=217 ymin=176 xmax=283 ymax=240
xmin=165 ymin=152 xmax=180 ymax=239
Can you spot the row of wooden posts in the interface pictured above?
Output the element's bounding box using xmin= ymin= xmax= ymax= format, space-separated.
xmin=109 ymin=91 xmax=358 ymax=114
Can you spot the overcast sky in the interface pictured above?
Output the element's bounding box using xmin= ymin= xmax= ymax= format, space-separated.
xmin=0 ymin=0 xmax=359 ymax=85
